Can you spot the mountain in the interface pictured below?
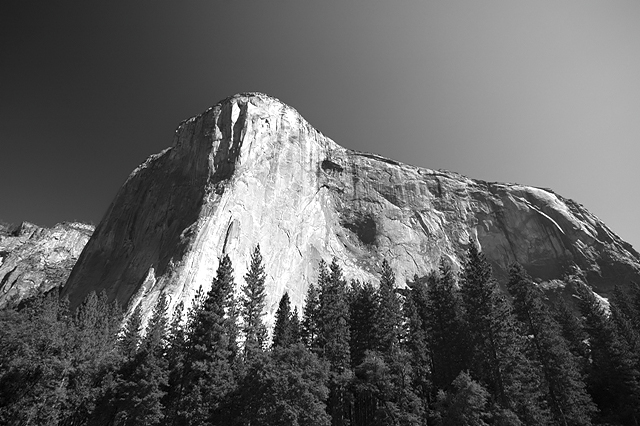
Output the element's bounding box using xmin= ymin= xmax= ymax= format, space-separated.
xmin=0 ymin=221 xmax=93 ymax=308
xmin=61 ymin=93 xmax=640 ymax=324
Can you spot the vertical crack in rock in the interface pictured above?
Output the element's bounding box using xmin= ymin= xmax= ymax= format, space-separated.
xmin=222 ymin=220 xmax=236 ymax=254
xmin=213 ymin=100 xmax=248 ymax=183
xmin=413 ymin=211 xmax=431 ymax=237
xmin=0 ymin=265 xmax=17 ymax=288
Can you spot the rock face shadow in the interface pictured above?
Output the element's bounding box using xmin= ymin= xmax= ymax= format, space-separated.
xmin=321 ymin=159 xmax=344 ymax=173
xmin=341 ymin=214 xmax=377 ymax=246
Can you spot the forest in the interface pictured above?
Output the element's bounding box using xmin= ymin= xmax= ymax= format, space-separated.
xmin=2 ymin=244 xmax=640 ymax=426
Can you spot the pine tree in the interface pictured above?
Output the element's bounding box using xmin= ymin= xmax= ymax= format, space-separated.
xmin=290 ymin=307 xmax=302 ymax=344
xmin=302 ymin=281 xmax=321 ymax=350
xmin=349 ymin=280 xmax=378 ymax=368
xmin=426 ymin=259 xmax=467 ymax=391
xmin=227 ymin=287 xmax=241 ymax=373
xmin=241 ymin=245 xmax=268 ymax=360
xmin=629 ymin=281 xmax=640 ymax=334
xmin=316 ymin=258 xmax=352 ymax=426
xmin=65 ymin=291 xmax=122 ymax=426
xmin=375 ymin=259 xmax=402 ymax=356
xmin=164 ymin=301 xmax=186 ymax=425
xmin=610 ymin=286 xmax=640 ymax=356
xmin=166 ymin=301 xmax=185 ymax=369
xmin=120 ymin=304 xmax=143 ymax=359
xmin=177 ymin=254 xmax=238 ymax=426
xmin=611 ymin=285 xmax=637 ymax=324
xmin=0 ymin=292 xmax=72 ymax=425
xmin=348 ymin=260 xmax=424 ymax=425
xmin=553 ymin=298 xmax=590 ymax=374
xmin=348 ymin=280 xmax=380 ymax=426
xmin=273 ymin=292 xmax=295 ymax=348
xmin=317 ymin=259 xmax=351 ymax=371
xmin=459 ymin=243 xmax=549 ymax=424
xmin=403 ymin=274 xmax=432 ymax=406
xmin=576 ymin=283 xmax=640 ymax=424
xmin=507 ymin=263 xmax=595 ymax=426
xmin=111 ymin=294 xmax=170 ymax=426
xmin=141 ymin=292 xmax=169 ymax=353
xmin=0 ymin=291 xmax=124 ymax=426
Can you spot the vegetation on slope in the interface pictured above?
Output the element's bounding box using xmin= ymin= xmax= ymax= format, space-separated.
xmin=2 ymin=244 xmax=640 ymax=425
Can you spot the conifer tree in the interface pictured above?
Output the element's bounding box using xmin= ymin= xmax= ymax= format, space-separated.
xmin=610 ymin=286 xmax=640 ymax=356
xmin=119 ymin=304 xmax=143 ymax=359
xmin=273 ymin=292 xmax=296 ymax=348
xmin=177 ymin=254 xmax=238 ymax=426
xmin=241 ymin=245 xmax=268 ymax=360
xmin=349 ymin=280 xmax=378 ymax=368
xmin=290 ymin=307 xmax=302 ymax=344
xmin=611 ymin=285 xmax=637 ymax=323
xmin=0 ymin=292 xmax=72 ymax=425
xmin=351 ymin=260 xmax=424 ymax=425
xmin=227 ymin=287 xmax=241 ymax=372
xmin=166 ymin=301 xmax=185 ymax=369
xmin=317 ymin=259 xmax=351 ymax=372
xmin=302 ymin=281 xmax=321 ymax=350
xmin=508 ymin=263 xmax=595 ymax=426
xmin=403 ymin=274 xmax=432 ymax=405
xmin=316 ymin=258 xmax=352 ymax=426
xmin=185 ymin=285 xmax=206 ymax=335
xmin=110 ymin=294 xmax=170 ymax=426
xmin=375 ymin=259 xmax=402 ymax=356
xmin=163 ymin=301 xmax=185 ymax=424
xmin=426 ymin=259 xmax=467 ymax=391
xmin=576 ymin=283 xmax=640 ymax=424
xmin=629 ymin=281 xmax=640 ymax=333
xmin=460 ymin=243 xmax=549 ymax=424
xmin=141 ymin=292 xmax=169 ymax=353
xmin=348 ymin=280 xmax=380 ymax=425
xmin=65 ymin=291 xmax=122 ymax=426
xmin=553 ymin=298 xmax=590 ymax=373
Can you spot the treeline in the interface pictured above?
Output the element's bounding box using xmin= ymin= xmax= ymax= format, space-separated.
xmin=2 ymin=244 xmax=640 ymax=425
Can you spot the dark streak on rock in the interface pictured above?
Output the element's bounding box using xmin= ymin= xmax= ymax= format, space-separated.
xmin=223 ymin=220 xmax=234 ymax=254
xmin=413 ymin=212 xmax=430 ymax=237
xmin=213 ymin=101 xmax=248 ymax=183
xmin=0 ymin=265 xmax=17 ymax=287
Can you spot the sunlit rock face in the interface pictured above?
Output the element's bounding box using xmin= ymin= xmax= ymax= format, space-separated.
xmin=61 ymin=93 xmax=640 ymax=324
xmin=0 ymin=221 xmax=93 ymax=308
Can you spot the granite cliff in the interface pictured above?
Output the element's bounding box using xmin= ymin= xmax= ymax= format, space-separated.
xmin=0 ymin=221 xmax=93 ymax=308
xmin=61 ymin=93 xmax=640 ymax=324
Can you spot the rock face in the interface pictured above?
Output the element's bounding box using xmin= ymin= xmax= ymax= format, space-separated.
xmin=0 ymin=221 xmax=93 ymax=308
xmin=62 ymin=93 xmax=640 ymax=324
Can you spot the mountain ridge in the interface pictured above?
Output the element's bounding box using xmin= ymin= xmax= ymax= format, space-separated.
xmin=60 ymin=92 xmax=640 ymax=324
xmin=0 ymin=221 xmax=93 ymax=307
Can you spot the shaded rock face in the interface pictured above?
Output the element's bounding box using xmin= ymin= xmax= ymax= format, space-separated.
xmin=0 ymin=221 xmax=93 ymax=308
xmin=62 ymin=93 xmax=640 ymax=324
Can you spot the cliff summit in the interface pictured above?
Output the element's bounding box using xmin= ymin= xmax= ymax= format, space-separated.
xmin=61 ymin=93 xmax=640 ymax=323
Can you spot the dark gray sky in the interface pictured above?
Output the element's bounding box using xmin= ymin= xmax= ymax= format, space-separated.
xmin=2 ymin=1 xmax=639 ymax=251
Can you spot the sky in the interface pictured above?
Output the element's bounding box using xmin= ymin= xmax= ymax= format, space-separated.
xmin=1 ymin=1 xmax=639 ymax=251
